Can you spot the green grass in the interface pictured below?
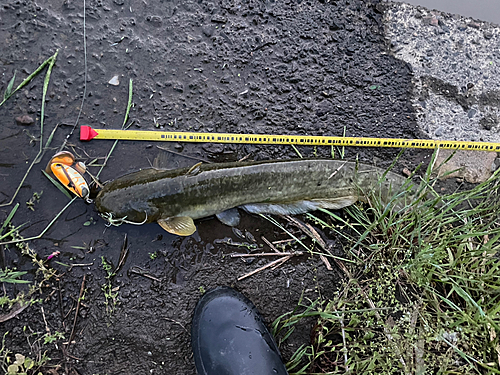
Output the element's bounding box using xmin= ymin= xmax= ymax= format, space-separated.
xmin=0 ymin=51 xmax=58 ymax=208
xmin=273 ymin=159 xmax=500 ymax=374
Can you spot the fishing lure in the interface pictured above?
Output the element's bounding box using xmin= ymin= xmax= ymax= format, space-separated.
xmin=46 ymin=151 xmax=90 ymax=202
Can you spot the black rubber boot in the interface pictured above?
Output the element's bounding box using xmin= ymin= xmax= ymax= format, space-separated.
xmin=191 ymin=286 xmax=289 ymax=375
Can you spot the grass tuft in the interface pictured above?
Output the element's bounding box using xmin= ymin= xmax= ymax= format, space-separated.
xmin=274 ymin=163 xmax=500 ymax=374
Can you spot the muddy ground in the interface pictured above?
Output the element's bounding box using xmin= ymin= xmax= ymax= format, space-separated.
xmin=0 ymin=0 xmax=441 ymax=374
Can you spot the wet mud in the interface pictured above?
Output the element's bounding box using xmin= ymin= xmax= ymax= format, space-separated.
xmin=0 ymin=0 xmax=432 ymax=374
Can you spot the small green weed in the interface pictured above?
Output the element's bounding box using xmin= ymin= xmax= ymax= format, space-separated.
xmin=25 ymin=191 xmax=42 ymax=211
xmin=83 ymin=217 xmax=97 ymax=226
xmin=101 ymin=256 xmax=118 ymax=314
xmin=0 ymin=210 xmax=57 ymax=312
xmin=42 ymin=331 xmax=65 ymax=346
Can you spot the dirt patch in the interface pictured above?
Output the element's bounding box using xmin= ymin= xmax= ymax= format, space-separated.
xmin=0 ymin=0 xmax=432 ymax=373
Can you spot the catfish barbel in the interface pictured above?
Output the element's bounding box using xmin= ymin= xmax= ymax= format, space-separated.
xmin=95 ymin=159 xmax=410 ymax=236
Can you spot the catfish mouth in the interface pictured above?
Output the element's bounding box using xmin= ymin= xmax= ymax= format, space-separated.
xmin=89 ymin=180 xmax=102 ymax=200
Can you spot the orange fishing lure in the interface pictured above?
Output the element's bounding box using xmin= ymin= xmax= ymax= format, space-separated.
xmin=46 ymin=151 xmax=90 ymax=200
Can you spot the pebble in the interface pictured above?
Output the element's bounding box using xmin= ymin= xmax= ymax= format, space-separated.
xmin=108 ymin=75 xmax=120 ymax=86
xmin=173 ymin=82 xmax=184 ymax=92
xmin=15 ymin=115 xmax=34 ymax=125
xmin=479 ymin=114 xmax=498 ymax=130
xmin=211 ymin=15 xmax=227 ymax=23
xmin=433 ymin=150 xmax=497 ymax=183
xmin=202 ymin=26 xmax=213 ymax=37
xmin=146 ymin=15 xmax=162 ymax=25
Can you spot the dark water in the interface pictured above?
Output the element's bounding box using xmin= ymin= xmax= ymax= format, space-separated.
xmin=397 ymin=0 xmax=500 ymax=25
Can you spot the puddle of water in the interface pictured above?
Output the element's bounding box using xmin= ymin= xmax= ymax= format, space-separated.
xmin=392 ymin=0 xmax=500 ymax=25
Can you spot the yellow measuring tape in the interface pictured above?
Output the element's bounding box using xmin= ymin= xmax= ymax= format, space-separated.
xmin=80 ymin=126 xmax=499 ymax=151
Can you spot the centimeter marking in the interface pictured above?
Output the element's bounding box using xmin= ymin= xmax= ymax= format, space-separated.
xmin=88 ymin=128 xmax=500 ymax=151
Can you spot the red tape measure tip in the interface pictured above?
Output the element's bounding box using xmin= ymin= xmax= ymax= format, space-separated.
xmin=80 ymin=126 xmax=99 ymax=141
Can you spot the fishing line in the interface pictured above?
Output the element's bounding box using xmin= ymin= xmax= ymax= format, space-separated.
xmin=59 ymin=0 xmax=87 ymax=152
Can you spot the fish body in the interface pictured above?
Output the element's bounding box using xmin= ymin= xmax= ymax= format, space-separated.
xmin=95 ymin=159 xmax=409 ymax=235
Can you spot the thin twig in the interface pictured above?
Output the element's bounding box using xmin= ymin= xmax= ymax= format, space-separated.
xmin=231 ymin=252 xmax=301 ymax=258
xmin=237 ymin=154 xmax=252 ymax=162
xmin=58 ymin=280 xmax=65 ymax=329
xmin=339 ymin=306 xmax=349 ymax=371
xmin=0 ymin=302 xmax=29 ymax=323
xmin=164 ymin=317 xmax=188 ymax=333
xmin=328 ymin=161 xmax=347 ymax=180
xmin=319 ymin=254 xmax=333 ymax=270
xmin=84 ymin=168 xmax=104 ymax=188
xmin=283 ymin=215 xmax=334 ymax=270
xmin=260 ymin=214 xmax=311 ymax=252
xmin=114 ymin=234 xmax=129 ymax=274
xmin=41 ymin=306 xmax=51 ymax=335
xmin=272 ymin=238 xmax=298 ymax=245
xmin=237 ymin=256 xmax=289 ymax=281
xmin=291 ymin=144 xmax=302 ymax=158
xmin=67 ymin=275 xmax=85 ymax=349
xmin=261 ymin=235 xmax=281 ymax=253
xmin=55 ymin=262 xmax=94 ymax=272
xmin=129 ymin=266 xmax=161 ymax=282
xmin=271 ymin=255 xmax=292 ymax=270
xmin=156 ymin=146 xmax=212 ymax=163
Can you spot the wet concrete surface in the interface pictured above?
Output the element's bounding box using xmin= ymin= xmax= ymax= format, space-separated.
xmin=385 ymin=2 xmax=500 ymax=144
xmin=0 ymin=0 xmax=495 ymax=374
xmin=393 ymin=0 xmax=500 ymax=25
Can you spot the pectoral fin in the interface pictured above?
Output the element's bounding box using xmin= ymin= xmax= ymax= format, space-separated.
xmin=158 ymin=216 xmax=196 ymax=236
xmin=242 ymin=197 xmax=358 ymax=216
xmin=216 ymin=208 xmax=241 ymax=227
